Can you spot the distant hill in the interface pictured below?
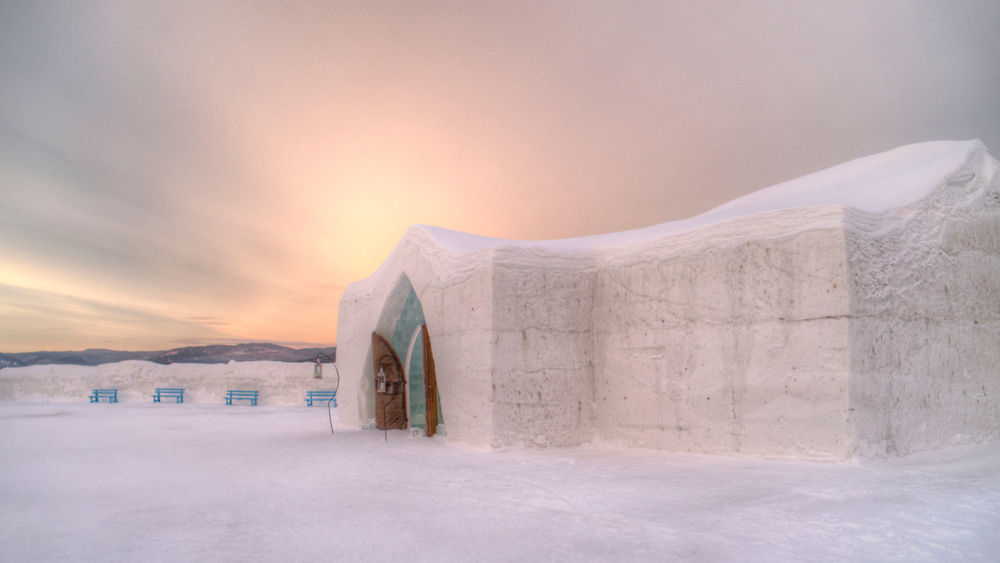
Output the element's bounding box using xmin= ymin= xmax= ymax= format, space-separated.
xmin=2 ymin=349 xmax=158 ymax=367
xmin=0 ymin=354 xmax=27 ymax=368
xmin=146 ymin=343 xmax=334 ymax=365
xmin=0 ymin=344 xmax=335 ymax=367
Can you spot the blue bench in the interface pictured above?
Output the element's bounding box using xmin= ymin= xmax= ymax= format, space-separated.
xmin=305 ymin=390 xmax=337 ymax=407
xmin=90 ymin=389 xmax=118 ymax=403
xmin=226 ymin=390 xmax=259 ymax=406
xmin=152 ymin=388 xmax=185 ymax=403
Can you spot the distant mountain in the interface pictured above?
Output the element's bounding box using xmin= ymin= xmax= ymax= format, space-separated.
xmin=3 ymin=349 xmax=159 ymax=367
xmin=146 ymin=343 xmax=335 ymax=365
xmin=0 ymin=344 xmax=335 ymax=367
xmin=0 ymin=354 xmax=27 ymax=368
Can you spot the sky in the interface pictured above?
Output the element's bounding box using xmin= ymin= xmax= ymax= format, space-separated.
xmin=1 ymin=1 xmax=999 ymax=353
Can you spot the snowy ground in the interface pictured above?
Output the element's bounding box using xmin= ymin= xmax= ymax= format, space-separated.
xmin=1 ymin=402 xmax=998 ymax=563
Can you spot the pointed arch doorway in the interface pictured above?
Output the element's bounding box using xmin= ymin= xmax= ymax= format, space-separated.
xmin=370 ymin=278 xmax=443 ymax=436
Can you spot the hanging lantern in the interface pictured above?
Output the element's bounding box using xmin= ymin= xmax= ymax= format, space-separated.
xmin=314 ymin=357 xmax=323 ymax=379
xmin=377 ymin=367 xmax=387 ymax=393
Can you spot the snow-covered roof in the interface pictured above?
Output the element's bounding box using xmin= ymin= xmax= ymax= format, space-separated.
xmin=413 ymin=140 xmax=988 ymax=254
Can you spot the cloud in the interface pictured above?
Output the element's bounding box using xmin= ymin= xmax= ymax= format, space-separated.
xmin=0 ymin=283 xmax=222 ymax=352
xmin=0 ymin=1 xmax=997 ymax=351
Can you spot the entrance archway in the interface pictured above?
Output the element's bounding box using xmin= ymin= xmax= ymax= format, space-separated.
xmin=368 ymin=273 xmax=443 ymax=435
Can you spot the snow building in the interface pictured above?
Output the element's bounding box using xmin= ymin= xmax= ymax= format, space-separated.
xmin=336 ymin=140 xmax=1000 ymax=458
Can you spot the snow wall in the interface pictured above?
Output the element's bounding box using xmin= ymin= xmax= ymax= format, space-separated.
xmin=846 ymin=142 xmax=1000 ymax=456
xmin=0 ymin=360 xmax=334 ymax=406
xmin=337 ymin=140 xmax=1000 ymax=458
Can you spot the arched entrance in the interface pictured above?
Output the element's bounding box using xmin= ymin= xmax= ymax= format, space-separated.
xmin=368 ymin=273 xmax=443 ymax=435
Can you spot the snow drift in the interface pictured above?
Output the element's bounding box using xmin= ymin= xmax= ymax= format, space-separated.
xmin=0 ymin=360 xmax=332 ymax=405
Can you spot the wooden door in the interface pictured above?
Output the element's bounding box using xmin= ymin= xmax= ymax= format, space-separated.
xmin=422 ymin=324 xmax=438 ymax=437
xmin=372 ymin=331 xmax=406 ymax=430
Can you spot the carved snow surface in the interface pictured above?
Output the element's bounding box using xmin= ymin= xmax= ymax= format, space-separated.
xmin=337 ymin=140 xmax=1000 ymax=458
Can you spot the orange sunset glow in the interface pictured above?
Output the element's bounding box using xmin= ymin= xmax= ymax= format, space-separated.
xmin=2 ymin=2 xmax=998 ymax=352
